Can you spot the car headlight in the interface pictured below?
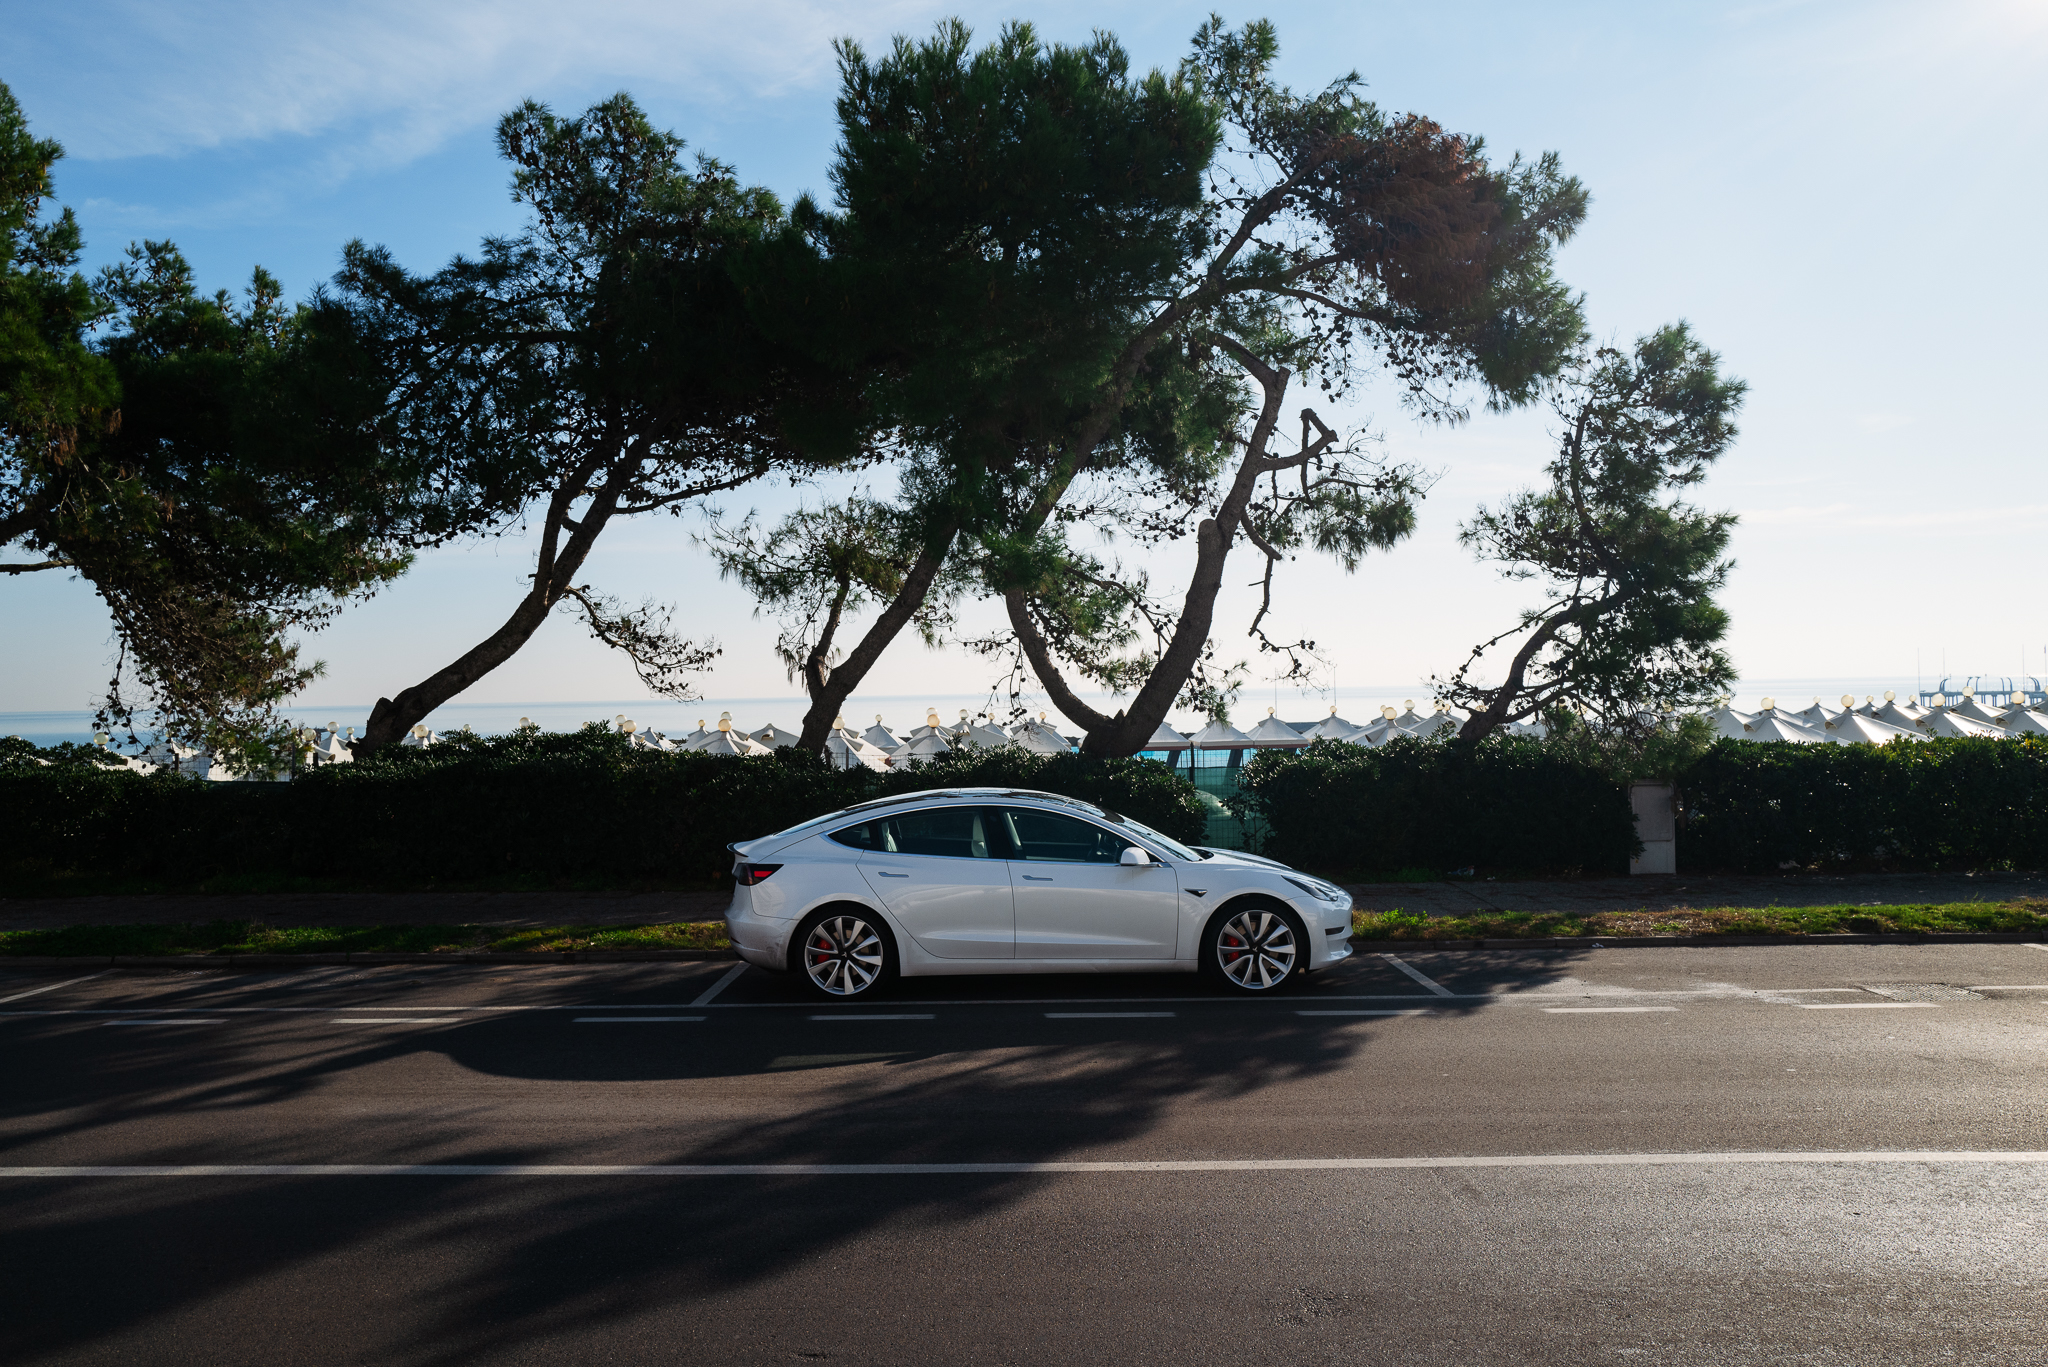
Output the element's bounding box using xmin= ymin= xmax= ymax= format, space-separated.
xmin=1284 ymin=875 xmax=1343 ymax=903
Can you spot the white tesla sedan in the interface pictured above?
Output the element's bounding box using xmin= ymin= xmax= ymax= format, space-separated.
xmin=724 ymin=787 xmax=1354 ymax=999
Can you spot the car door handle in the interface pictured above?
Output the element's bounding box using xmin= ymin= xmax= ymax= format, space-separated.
xmin=874 ymin=871 xmax=909 ymax=878
xmin=1021 ymin=875 xmax=1053 ymax=881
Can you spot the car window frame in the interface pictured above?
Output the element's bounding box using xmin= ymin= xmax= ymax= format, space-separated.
xmin=996 ymin=805 xmax=1169 ymax=866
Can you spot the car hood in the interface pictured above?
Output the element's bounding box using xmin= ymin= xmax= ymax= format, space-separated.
xmin=1187 ymin=846 xmax=1296 ymax=873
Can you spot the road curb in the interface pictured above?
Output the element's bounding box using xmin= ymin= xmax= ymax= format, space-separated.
xmin=1347 ymin=932 xmax=2043 ymax=952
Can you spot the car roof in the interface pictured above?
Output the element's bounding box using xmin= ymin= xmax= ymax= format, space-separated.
xmin=834 ymin=788 xmax=1108 ymax=819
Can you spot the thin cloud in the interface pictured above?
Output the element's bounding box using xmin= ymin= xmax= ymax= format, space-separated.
xmin=11 ymin=0 xmax=937 ymax=164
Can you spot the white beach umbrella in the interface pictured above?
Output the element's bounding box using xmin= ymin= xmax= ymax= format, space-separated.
xmin=1706 ymin=698 xmax=1756 ymax=741
xmin=1188 ymin=717 xmax=1255 ymax=750
xmin=751 ymin=722 xmax=803 ymax=749
xmin=1821 ymin=710 xmax=1923 ymax=745
xmin=894 ymin=731 xmax=952 ymax=766
xmin=1298 ymin=706 xmax=1357 ymax=741
xmin=1738 ymin=702 xmax=1826 ymax=743
xmin=1243 ymin=707 xmax=1309 ymax=749
xmin=1946 ymin=690 xmax=2007 ymax=725
xmin=1406 ymin=702 xmax=1462 ymax=740
xmin=1913 ymin=706 xmax=2004 ymax=739
xmin=1388 ymin=699 xmax=1433 ymax=733
xmin=1791 ymin=696 xmax=1843 ymax=729
xmin=823 ymin=716 xmax=892 ymax=771
xmin=1133 ymin=719 xmax=1187 ymax=752
xmin=899 ymin=708 xmax=949 ymax=743
xmin=1998 ymin=705 xmax=2048 ymax=737
xmin=695 ymin=716 xmax=772 ymax=756
xmin=678 ymin=718 xmax=714 ymax=749
xmin=1012 ymin=725 xmax=1071 ymax=756
xmin=1871 ymin=692 xmax=1923 ymax=731
xmin=861 ymin=715 xmax=902 ymax=751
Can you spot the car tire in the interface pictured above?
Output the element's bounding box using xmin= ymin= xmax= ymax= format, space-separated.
xmin=791 ymin=905 xmax=897 ymax=1001
xmin=1201 ymin=900 xmax=1306 ymax=993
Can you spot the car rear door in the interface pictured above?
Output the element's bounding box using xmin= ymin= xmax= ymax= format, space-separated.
xmin=998 ymin=807 xmax=1179 ymax=959
xmin=846 ymin=806 xmax=1014 ymax=959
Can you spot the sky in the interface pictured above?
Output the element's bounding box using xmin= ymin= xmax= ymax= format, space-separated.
xmin=6 ymin=0 xmax=2048 ymax=736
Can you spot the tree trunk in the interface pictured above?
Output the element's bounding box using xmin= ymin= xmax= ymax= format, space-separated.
xmin=356 ymin=458 xmax=626 ymax=756
xmin=794 ymin=521 xmax=958 ymax=754
xmin=1011 ymin=353 xmax=1295 ymax=758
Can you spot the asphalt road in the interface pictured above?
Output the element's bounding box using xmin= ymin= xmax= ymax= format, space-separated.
xmin=4 ymin=943 xmax=2046 ymax=1365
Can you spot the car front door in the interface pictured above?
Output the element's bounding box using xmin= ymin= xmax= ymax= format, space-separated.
xmin=846 ymin=806 xmax=1014 ymax=959
xmin=998 ymin=807 xmax=1179 ymax=960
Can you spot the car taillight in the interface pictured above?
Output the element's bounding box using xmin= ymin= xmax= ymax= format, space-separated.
xmin=734 ymin=863 xmax=782 ymax=886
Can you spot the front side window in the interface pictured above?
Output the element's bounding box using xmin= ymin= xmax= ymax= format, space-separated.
xmin=1000 ymin=808 xmax=1128 ymax=864
xmin=831 ymin=806 xmax=996 ymax=859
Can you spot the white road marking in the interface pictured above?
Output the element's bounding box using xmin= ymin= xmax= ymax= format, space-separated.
xmin=104 ymin=1019 xmax=227 ymax=1025
xmin=1971 ymin=985 xmax=2048 ymax=990
xmin=330 ymin=1018 xmax=462 ymax=1024
xmin=809 ymin=1014 xmax=934 ymax=1021
xmin=1798 ymin=1002 xmax=1942 ymax=1010
xmin=1542 ymin=1006 xmax=1679 ymax=1014
xmin=572 ymin=1016 xmax=705 ymax=1023
xmin=689 ymin=963 xmax=750 ymax=1007
xmin=1298 ymin=1010 xmax=1433 ymax=1017
xmin=0 ymin=971 xmax=112 ymax=1005
xmin=1045 ymin=1011 xmax=1176 ymax=1019
xmin=1379 ymin=955 xmax=1455 ymax=997
xmin=2025 ymin=944 xmax=2048 ymax=953
xmin=6 ymin=1150 xmax=2046 ymax=1179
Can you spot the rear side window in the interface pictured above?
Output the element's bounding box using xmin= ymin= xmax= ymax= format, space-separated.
xmin=830 ymin=807 xmax=999 ymax=859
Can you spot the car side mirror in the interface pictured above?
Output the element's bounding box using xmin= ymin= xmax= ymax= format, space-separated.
xmin=1119 ymin=847 xmax=1153 ymax=867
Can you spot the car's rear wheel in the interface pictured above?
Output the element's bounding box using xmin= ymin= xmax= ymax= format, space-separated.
xmin=793 ymin=906 xmax=894 ymax=1000
xmin=1203 ymin=902 xmax=1304 ymax=992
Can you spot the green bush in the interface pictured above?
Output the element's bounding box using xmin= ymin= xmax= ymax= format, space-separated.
xmin=0 ymin=727 xmax=1204 ymax=889
xmin=1234 ymin=731 xmax=2048 ymax=877
xmin=1234 ymin=734 xmax=1639 ymax=876
xmin=1676 ymin=735 xmax=2048 ymax=872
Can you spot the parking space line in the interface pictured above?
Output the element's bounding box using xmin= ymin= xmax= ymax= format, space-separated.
xmin=0 ymin=972 xmax=113 ymax=1005
xmin=689 ymin=963 xmax=750 ymax=1007
xmin=1045 ymin=1011 xmax=1176 ymax=1019
xmin=1378 ymin=955 xmax=1454 ymax=997
xmin=809 ymin=1014 xmax=934 ymax=1021
xmin=1799 ymin=1003 xmax=1942 ymax=1010
xmin=1542 ymin=1006 xmax=1679 ymax=1014
xmin=1298 ymin=1010 xmax=1433 ymax=1017
xmin=573 ymin=1016 xmax=706 ymax=1023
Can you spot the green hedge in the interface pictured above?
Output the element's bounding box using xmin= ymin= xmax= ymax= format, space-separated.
xmin=1676 ymin=735 xmax=2048 ymax=872
xmin=1234 ymin=735 xmax=1640 ymax=876
xmin=0 ymin=729 xmax=1204 ymax=888
xmin=1234 ymin=732 xmax=2048 ymax=876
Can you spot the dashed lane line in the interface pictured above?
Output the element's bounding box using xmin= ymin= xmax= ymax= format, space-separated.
xmin=1298 ymin=1010 xmax=1434 ymax=1017
xmin=1542 ymin=1006 xmax=1680 ymax=1014
xmin=1799 ymin=1002 xmax=1943 ymax=1010
xmin=5 ymin=1151 xmax=2047 ymax=1179
xmin=1046 ymin=1011 xmax=1177 ymax=1019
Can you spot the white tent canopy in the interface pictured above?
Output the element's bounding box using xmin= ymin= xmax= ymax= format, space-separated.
xmin=1243 ymin=708 xmax=1309 ymax=748
xmin=1188 ymin=718 xmax=1254 ymax=750
xmin=1913 ymin=707 xmax=2003 ymax=739
xmin=1298 ymin=707 xmax=1357 ymax=741
xmin=1137 ymin=720 xmax=1189 ymax=752
xmin=1741 ymin=708 xmax=1826 ymax=743
xmin=1822 ymin=711 xmax=1922 ymax=745
xmin=861 ymin=716 xmax=901 ymax=751
xmin=750 ymin=722 xmax=802 ymax=749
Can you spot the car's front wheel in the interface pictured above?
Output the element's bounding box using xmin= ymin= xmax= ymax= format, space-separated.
xmin=793 ymin=906 xmax=895 ymax=1000
xmin=1202 ymin=902 xmax=1304 ymax=992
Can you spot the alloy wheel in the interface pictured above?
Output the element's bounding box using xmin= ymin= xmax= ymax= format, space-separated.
xmin=1216 ymin=908 xmax=1298 ymax=989
xmin=804 ymin=915 xmax=885 ymax=996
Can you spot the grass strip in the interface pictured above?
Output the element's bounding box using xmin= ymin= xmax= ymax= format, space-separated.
xmin=0 ymin=920 xmax=732 ymax=958
xmin=1352 ymin=901 xmax=2048 ymax=941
